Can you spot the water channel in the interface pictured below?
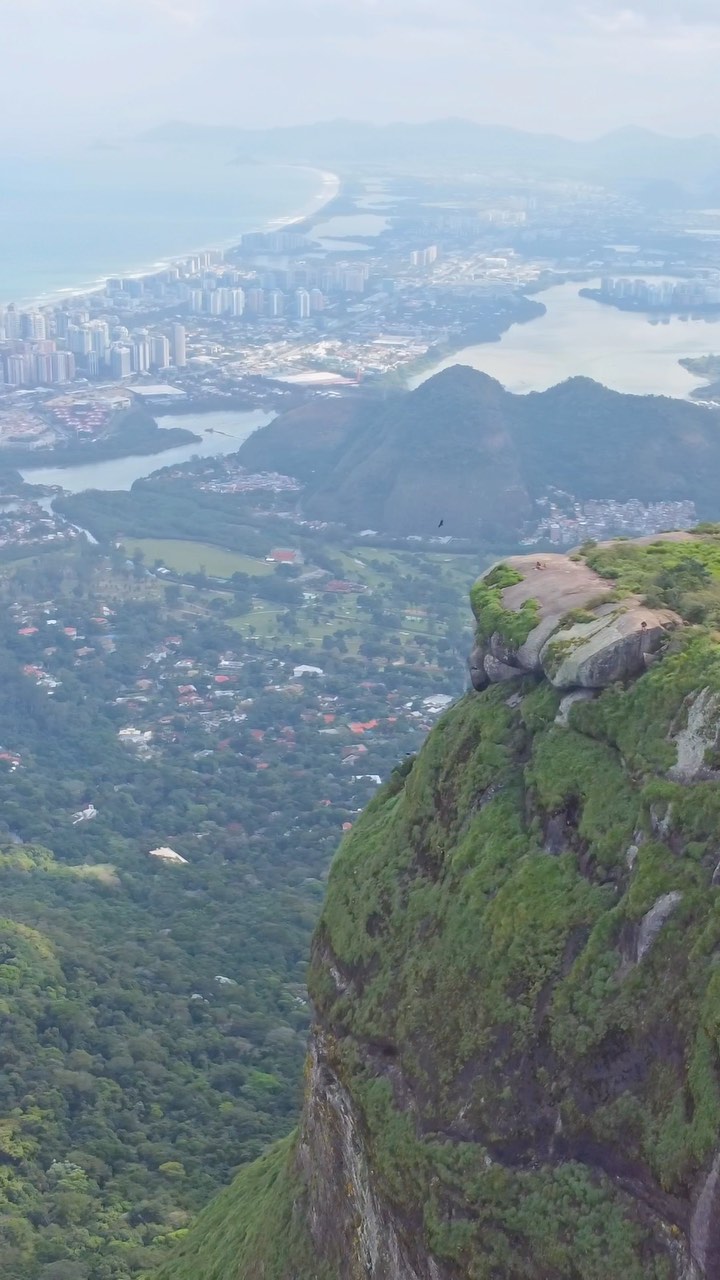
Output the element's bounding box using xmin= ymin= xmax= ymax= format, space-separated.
xmin=20 ymin=409 xmax=275 ymax=494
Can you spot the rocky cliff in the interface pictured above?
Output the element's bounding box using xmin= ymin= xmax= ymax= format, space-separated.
xmin=158 ymin=531 xmax=720 ymax=1280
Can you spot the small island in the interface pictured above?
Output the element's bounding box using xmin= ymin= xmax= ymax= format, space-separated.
xmin=0 ymin=406 xmax=199 ymax=470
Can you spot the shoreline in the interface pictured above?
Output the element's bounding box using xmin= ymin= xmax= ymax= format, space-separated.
xmin=402 ymin=295 xmax=548 ymax=389
xmin=9 ymin=164 xmax=341 ymax=312
xmin=578 ymin=286 xmax=720 ymax=319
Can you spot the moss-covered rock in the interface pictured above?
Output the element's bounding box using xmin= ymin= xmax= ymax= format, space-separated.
xmin=156 ymin=534 xmax=720 ymax=1280
xmin=470 ymin=544 xmax=684 ymax=691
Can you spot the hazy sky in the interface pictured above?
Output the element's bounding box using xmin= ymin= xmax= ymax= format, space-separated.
xmin=4 ymin=0 xmax=719 ymax=145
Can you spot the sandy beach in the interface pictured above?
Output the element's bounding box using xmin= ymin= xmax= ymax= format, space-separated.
xmin=5 ymin=162 xmax=341 ymax=312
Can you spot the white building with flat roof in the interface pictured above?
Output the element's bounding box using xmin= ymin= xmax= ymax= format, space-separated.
xmin=149 ymin=846 xmax=188 ymax=864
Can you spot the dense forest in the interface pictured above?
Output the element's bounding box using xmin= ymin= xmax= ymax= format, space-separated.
xmin=0 ymin=539 xmax=470 ymax=1278
xmin=55 ymin=482 xmax=272 ymax=559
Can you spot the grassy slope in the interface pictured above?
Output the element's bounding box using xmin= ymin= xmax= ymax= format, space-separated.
xmin=153 ymin=1133 xmax=333 ymax=1280
xmin=123 ymin=538 xmax=273 ymax=578
xmin=155 ymin=534 xmax=720 ymax=1279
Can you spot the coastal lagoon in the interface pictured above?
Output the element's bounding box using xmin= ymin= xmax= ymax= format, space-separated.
xmin=308 ymin=212 xmax=386 ymax=244
xmin=412 ymin=280 xmax=720 ymax=398
xmin=0 ymin=144 xmax=336 ymax=305
xmin=20 ymin=410 xmax=274 ymax=493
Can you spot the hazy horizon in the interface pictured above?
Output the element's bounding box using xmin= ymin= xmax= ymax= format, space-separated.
xmin=4 ymin=1 xmax=719 ymax=150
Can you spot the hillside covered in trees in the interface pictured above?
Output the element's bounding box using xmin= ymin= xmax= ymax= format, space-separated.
xmin=237 ymin=366 xmax=720 ymax=540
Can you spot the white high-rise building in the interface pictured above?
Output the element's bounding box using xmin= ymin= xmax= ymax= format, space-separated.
xmin=5 ymin=354 xmax=26 ymax=386
xmin=340 ymin=265 xmax=368 ymax=293
xmin=51 ymin=351 xmax=75 ymax=383
xmin=110 ymin=345 xmax=133 ymax=379
xmin=90 ymin=321 xmax=110 ymax=359
xmin=53 ymin=311 xmax=70 ymax=339
xmin=34 ymin=352 xmax=54 ymax=384
xmin=295 ymin=289 xmax=311 ymax=320
xmin=228 ymin=289 xmax=245 ymax=316
xmin=68 ymin=325 xmax=92 ymax=357
xmin=26 ymin=311 xmax=47 ymax=341
xmin=267 ymin=290 xmax=284 ymax=318
xmin=245 ymin=289 xmax=264 ymax=314
xmin=3 ymin=308 xmax=20 ymax=340
xmin=150 ymin=334 xmax=171 ymax=368
xmin=171 ymin=323 xmax=187 ymax=367
xmin=132 ymin=340 xmax=151 ymax=373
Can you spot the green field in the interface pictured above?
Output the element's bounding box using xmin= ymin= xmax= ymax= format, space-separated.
xmin=123 ymin=539 xmax=273 ymax=579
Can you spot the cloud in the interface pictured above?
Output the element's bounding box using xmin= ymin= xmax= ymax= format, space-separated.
xmin=2 ymin=0 xmax=720 ymax=142
xmin=148 ymin=0 xmax=203 ymax=24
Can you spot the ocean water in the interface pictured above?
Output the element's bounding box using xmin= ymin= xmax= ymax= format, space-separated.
xmin=0 ymin=142 xmax=335 ymax=306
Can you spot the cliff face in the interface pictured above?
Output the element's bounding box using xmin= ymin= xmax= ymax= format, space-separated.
xmin=160 ymin=532 xmax=720 ymax=1280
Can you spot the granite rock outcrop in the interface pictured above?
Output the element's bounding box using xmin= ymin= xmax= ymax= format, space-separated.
xmin=469 ymin=545 xmax=682 ymax=692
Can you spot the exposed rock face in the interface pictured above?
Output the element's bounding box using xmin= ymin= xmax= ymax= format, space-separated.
xmin=669 ymin=687 xmax=720 ymax=782
xmin=469 ymin=548 xmax=680 ymax=691
xmin=555 ymin=689 xmax=596 ymax=727
xmin=296 ymin=1029 xmax=445 ymax=1280
xmin=483 ymin=653 xmax=519 ymax=683
xmin=468 ymin=644 xmax=489 ymax=692
xmin=542 ymin=606 xmax=671 ymax=688
xmin=691 ymin=1150 xmax=720 ymax=1276
xmin=636 ymin=891 xmax=683 ymax=963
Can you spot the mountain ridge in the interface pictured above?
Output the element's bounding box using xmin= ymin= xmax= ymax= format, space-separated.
xmin=239 ymin=365 xmax=720 ymax=541
xmin=136 ymin=120 xmax=720 ymax=192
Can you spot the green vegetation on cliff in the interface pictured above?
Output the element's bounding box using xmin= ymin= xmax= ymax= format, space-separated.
xmin=155 ymin=1134 xmax=329 ymax=1280
xmin=158 ymin=535 xmax=720 ymax=1280
xmin=584 ymin=531 xmax=720 ymax=624
xmin=470 ymin=562 xmax=539 ymax=645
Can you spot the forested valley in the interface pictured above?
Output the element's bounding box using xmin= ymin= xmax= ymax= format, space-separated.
xmin=0 ymin=538 xmax=471 ymax=1278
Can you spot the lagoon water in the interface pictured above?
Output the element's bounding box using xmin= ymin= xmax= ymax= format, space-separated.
xmin=20 ymin=410 xmax=274 ymax=494
xmin=0 ymin=144 xmax=333 ymax=306
xmin=411 ymin=280 xmax=720 ymax=398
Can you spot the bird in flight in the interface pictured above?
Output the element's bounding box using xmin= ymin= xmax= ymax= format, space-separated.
xmin=438 ymin=518 xmax=444 ymax=528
